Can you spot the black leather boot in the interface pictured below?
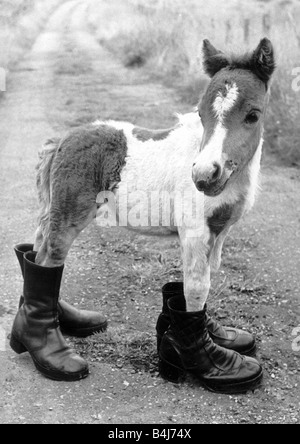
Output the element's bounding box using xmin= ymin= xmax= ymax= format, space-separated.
xmin=10 ymin=252 xmax=89 ymax=381
xmin=156 ymin=282 xmax=256 ymax=355
xmin=159 ymin=296 xmax=263 ymax=394
xmin=156 ymin=283 xmax=184 ymax=351
xmin=15 ymin=244 xmax=107 ymax=337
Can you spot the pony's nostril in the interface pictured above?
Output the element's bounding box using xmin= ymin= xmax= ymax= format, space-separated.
xmin=194 ymin=163 xmax=222 ymax=191
xmin=211 ymin=163 xmax=221 ymax=183
xmin=196 ymin=180 xmax=207 ymax=191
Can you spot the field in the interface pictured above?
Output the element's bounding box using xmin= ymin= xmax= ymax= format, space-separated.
xmin=2 ymin=0 xmax=300 ymax=165
xmin=88 ymin=0 xmax=300 ymax=167
xmin=0 ymin=0 xmax=68 ymax=71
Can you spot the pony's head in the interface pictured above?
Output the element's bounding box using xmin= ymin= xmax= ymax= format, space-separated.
xmin=192 ymin=38 xmax=276 ymax=196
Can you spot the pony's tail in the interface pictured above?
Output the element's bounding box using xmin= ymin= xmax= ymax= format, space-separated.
xmin=36 ymin=138 xmax=60 ymax=230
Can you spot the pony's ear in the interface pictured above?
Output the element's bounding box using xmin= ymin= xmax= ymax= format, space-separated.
xmin=252 ymin=38 xmax=276 ymax=84
xmin=202 ymin=39 xmax=230 ymax=78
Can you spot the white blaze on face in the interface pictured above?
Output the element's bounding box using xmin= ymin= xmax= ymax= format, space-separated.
xmin=196 ymin=125 xmax=227 ymax=167
xmin=195 ymin=83 xmax=239 ymax=171
xmin=213 ymin=83 xmax=239 ymax=123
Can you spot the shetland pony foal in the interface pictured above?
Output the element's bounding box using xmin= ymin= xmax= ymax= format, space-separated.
xmin=11 ymin=39 xmax=275 ymax=390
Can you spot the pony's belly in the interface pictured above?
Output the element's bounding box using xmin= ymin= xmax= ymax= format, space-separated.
xmin=95 ymin=130 xmax=206 ymax=234
xmin=123 ymin=225 xmax=178 ymax=236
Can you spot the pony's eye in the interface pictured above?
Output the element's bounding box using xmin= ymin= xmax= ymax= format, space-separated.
xmin=245 ymin=112 xmax=260 ymax=125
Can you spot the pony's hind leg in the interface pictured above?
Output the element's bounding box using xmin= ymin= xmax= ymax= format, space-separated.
xmin=35 ymin=204 xmax=97 ymax=268
xmin=35 ymin=148 xmax=99 ymax=268
xmin=34 ymin=226 xmax=44 ymax=252
xmin=35 ymin=124 xmax=128 ymax=268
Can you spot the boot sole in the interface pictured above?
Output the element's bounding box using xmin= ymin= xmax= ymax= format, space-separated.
xmin=10 ymin=334 xmax=89 ymax=382
xmin=201 ymin=370 xmax=263 ymax=395
xmin=61 ymin=320 xmax=108 ymax=338
xmin=159 ymin=357 xmax=263 ymax=395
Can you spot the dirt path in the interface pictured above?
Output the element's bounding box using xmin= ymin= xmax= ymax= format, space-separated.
xmin=0 ymin=0 xmax=299 ymax=424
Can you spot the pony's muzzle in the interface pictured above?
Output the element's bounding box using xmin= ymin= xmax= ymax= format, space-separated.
xmin=192 ymin=162 xmax=222 ymax=193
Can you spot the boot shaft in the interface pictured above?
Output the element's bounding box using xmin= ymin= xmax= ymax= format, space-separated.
xmin=22 ymin=251 xmax=64 ymax=319
xmin=162 ymin=282 xmax=184 ymax=312
xmin=15 ymin=244 xmax=34 ymax=277
xmin=15 ymin=244 xmax=34 ymax=308
xmin=164 ymin=296 xmax=213 ymax=365
xmin=161 ymin=296 xmax=215 ymax=371
xmin=167 ymin=296 xmax=207 ymax=337
xmin=157 ymin=282 xmax=185 ymax=339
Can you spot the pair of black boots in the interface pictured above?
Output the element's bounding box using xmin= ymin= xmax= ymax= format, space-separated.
xmin=10 ymin=245 xmax=107 ymax=381
xmin=11 ymin=244 xmax=262 ymax=393
xmin=156 ymin=283 xmax=263 ymax=394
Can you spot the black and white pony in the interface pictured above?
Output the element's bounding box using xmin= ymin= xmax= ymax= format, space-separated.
xmin=35 ymin=38 xmax=275 ymax=315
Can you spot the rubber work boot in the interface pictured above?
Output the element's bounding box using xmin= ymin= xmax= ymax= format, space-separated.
xmin=10 ymin=251 xmax=89 ymax=381
xmin=159 ymin=296 xmax=263 ymax=394
xmin=15 ymin=244 xmax=107 ymax=337
xmin=156 ymin=282 xmax=256 ymax=355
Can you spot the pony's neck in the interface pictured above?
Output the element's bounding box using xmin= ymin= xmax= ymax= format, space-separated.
xmin=244 ymin=136 xmax=263 ymax=209
xmin=166 ymin=112 xmax=203 ymax=157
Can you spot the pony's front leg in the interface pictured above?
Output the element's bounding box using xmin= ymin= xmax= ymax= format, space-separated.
xmin=178 ymin=226 xmax=211 ymax=312
xmin=35 ymin=201 xmax=98 ymax=267
xmin=209 ymin=226 xmax=231 ymax=272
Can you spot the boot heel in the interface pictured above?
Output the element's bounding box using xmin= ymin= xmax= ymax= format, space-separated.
xmin=10 ymin=334 xmax=27 ymax=355
xmin=159 ymin=358 xmax=186 ymax=383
